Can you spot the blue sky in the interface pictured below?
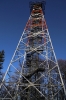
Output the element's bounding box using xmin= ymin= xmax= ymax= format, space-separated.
xmin=0 ymin=0 xmax=66 ymax=72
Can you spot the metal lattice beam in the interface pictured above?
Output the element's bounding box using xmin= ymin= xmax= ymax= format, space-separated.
xmin=0 ymin=2 xmax=66 ymax=100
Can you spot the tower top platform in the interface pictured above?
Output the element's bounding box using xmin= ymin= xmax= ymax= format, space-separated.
xmin=29 ymin=1 xmax=46 ymax=14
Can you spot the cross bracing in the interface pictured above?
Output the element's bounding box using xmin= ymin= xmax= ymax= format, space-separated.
xmin=0 ymin=1 xmax=66 ymax=100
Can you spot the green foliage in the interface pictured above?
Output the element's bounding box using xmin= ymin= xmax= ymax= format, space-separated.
xmin=0 ymin=50 xmax=5 ymax=69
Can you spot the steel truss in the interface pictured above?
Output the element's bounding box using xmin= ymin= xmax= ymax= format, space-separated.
xmin=0 ymin=1 xmax=66 ymax=100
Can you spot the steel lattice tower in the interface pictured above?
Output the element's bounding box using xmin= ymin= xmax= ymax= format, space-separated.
xmin=0 ymin=1 xmax=66 ymax=100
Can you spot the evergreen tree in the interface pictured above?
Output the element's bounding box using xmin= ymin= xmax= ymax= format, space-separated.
xmin=0 ymin=50 xmax=5 ymax=82
xmin=0 ymin=50 xmax=5 ymax=97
